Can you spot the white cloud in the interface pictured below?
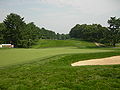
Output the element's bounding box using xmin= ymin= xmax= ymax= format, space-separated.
xmin=40 ymin=0 xmax=120 ymax=15
xmin=0 ymin=0 xmax=120 ymax=33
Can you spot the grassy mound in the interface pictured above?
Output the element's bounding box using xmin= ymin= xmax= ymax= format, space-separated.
xmin=32 ymin=39 xmax=96 ymax=48
xmin=0 ymin=51 xmax=120 ymax=90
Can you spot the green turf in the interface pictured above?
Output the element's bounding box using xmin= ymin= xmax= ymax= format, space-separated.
xmin=0 ymin=47 xmax=111 ymax=67
xmin=0 ymin=51 xmax=120 ymax=90
xmin=32 ymin=39 xmax=96 ymax=48
xmin=0 ymin=39 xmax=120 ymax=90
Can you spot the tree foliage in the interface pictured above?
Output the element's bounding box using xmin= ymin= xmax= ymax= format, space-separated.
xmin=69 ymin=17 xmax=120 ymax=47
xmin=0 ymin=13 xmax=70 ymax=48
xmin=3 ymin=13 xmax=26 ymax=47
xmin=0 ymin=23 xmax=6 ymax=44
xmin=56 ymin=33 xmax=70 ymax=40
xmin=69 ymin=24 xmax=108 ymax=42
xmin=107 ymin=17 xmax=120 ymax=46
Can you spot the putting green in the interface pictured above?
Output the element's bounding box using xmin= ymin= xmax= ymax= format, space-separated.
xmin=0 ymin=47 xmax=112 ymax=67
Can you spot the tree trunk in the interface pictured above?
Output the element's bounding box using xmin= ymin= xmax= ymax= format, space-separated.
xmin=113 ymin=43 xmax=116 ymax=47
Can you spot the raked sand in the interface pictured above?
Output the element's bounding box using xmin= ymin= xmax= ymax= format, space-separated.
xmin=71 ymin=56 xmax=120 ymax=66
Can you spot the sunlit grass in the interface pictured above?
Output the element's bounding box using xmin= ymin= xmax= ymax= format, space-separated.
xmin=0 ymin=47 xmax=111 ymax=67
xmin=32 ymin=39 xmax=96 ymax=48
xmin=0 ymin=52 xmax=120 ymax=90
xmin=0 ymin=39 xmax=120 ymax=90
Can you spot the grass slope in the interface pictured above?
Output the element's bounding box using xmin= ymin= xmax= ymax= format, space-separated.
xmin=0 ymin=51 xmax=120 ymax=90
xmin=0 ymin=40 xmax=120 ymax=89
xmin=32 ymin=39 xmax=96 ymax=48
xmin=0 ymin=47 xmax=110 ymax=67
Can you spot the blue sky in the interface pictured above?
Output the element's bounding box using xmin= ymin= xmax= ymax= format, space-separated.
xmin=0 ymin=0 xmax=120 ymax=33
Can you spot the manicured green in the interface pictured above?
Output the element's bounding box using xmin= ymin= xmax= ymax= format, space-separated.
xmin=32 ymin=39 xmax=96 ymax=48
xmin=0 ymin=51 xmax=120 ymax=90
xmin=0 ymin=47 xmax=110 ymax=67
xmin=0 ymin=39 xmax=120 ymax=90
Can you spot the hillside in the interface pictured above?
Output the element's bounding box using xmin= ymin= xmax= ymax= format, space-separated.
xmin=32 ymin=39 xmax=96 ymax=48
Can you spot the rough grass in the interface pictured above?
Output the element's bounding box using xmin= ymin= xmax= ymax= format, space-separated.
xmin=0 ymin=51 xmax=120 ymax=90
xmin=32 ymin=39 xmax=96 ymax=48
xmin=0 ymin=47 xmax=111 ymax=67
xmin=0 ymin=39 xmax=120 ymax=90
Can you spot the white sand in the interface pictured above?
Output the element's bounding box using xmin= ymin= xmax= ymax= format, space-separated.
xmin=71 ymin=56 xmax=120 ymax=66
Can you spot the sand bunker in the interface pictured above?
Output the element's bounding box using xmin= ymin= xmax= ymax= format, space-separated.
xmin=71 ymin=56 xmax=120 ymax=66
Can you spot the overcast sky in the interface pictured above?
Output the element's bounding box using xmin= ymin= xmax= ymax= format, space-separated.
xmin=0 ymin=0 xmax=120 ymax=33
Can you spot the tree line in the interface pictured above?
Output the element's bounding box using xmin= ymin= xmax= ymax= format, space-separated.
xmin=0 ymin=13 xmax=70 ymax=48
xmin=69 ymin=17 xmax=120 ymax=47
xmin=1 ymin=13 xmax=120 ymax=48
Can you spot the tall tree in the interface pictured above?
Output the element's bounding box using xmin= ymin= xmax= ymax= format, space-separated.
xmin=3 ymin=13 xmax=26 ymax=47
xmin=0 ymin=23 xmax=6 ymax=44
xmin=1 ymin=13 xmax=59 ymax=48
xmin=18 ymin=22 xmax=39 ymax=48
xmin=107 ymin=17 xmax=120 ymax=47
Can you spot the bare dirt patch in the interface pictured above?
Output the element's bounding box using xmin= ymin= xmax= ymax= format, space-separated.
xmin=71 ymin=56 xmax=120 ymax=66
xmin=95 ymin=42 xmax=105 ymax=47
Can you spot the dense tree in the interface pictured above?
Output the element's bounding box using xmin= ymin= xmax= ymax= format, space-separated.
xmin=107 ymin=17 xmax=120 ymax=47
xmin=56 ymin=33 xmax=61 ymax=40
xmin=69 ymin=24 xmax=82 ymax=38
xmin=69 ymin=24 xmax=107 ymax=42
xmin=69 ymin=17 xmax=120 ymax=47
xmin=3 ymin=13 xmax=26 ymax=47
xmin=3 ymin=13 xmax=120 ymax=48
xmin=1 ymin=13 xmax=58 ymax=48
xmin=17 ymin=22 xmax=40 ymax=48
xmin=38 ymin=28 xmax=56 ymax=39
xmin=56 ymin=33 xmax=70 ymax=40
xmin=0 ymin=23 xmax=6 ymax=44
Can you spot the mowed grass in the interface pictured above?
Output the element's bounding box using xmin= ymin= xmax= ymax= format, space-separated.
xmin=32 ymin=39 xmax=96 ymax=48
xmin=0 ymin=47 xmax=111 ymax=67
xmin=0 ymin=51 xmax=120 ymax=90
xmin=0 ymin=39 xmax=120 ymax=90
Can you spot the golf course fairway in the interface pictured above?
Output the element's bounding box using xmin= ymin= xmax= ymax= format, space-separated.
xmin=0 ymin=47 xmax=111 ymax=67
